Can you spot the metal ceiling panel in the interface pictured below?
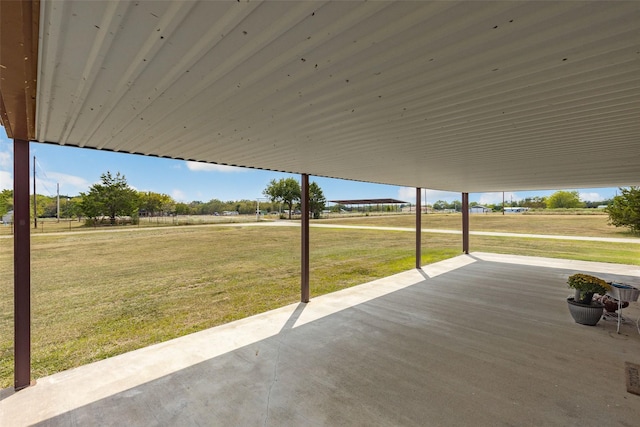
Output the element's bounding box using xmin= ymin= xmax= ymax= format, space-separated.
xmin=34 ymin=1 xmax=640 ymax=192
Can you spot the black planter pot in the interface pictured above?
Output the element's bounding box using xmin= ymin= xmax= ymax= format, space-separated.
xmin=567 ymin=297 xmax=604 ymax=326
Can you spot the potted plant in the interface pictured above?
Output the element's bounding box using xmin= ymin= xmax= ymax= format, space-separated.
xmin=567 ymin=273 xmax=611 ymax=304
xmin=566 ymin=273 xmax=611 ymax=326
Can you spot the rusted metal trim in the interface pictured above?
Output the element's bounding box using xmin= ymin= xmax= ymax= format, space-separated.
xmin=301 ymin=174 xmax=310 ymax=303
xmin=462 ymin=192 xmax=469 ymax=254
xmin=14 ymin=139 xmax=31 ymax=390
xmin=416 ymin=187 xmax=422 ymax=269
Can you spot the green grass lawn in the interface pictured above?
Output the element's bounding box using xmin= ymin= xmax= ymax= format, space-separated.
xmin=321 ymin=211 xmax=631 ymax=238
xmin=1 ymin=213 xmax=639 ymax=388
xmin=0 ymin=214 xmax=259 ymax=236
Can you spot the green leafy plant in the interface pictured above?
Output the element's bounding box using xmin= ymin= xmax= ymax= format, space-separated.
xmin=567 ymin=273 xmax=611 ymax=296
xmin=606 ymin=186 xmax=640 ymax=234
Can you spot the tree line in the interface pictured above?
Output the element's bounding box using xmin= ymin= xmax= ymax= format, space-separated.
xmin=4 ymin=175 xmax=640 ymax=234
xmin=434 ymin=190 xmax=613 ymax=212
xmin=263 ymin=177 xmax=326 ymax=219
xmin=2 ymin=185 xmax=608 ymax=219
xmin=78 ymin=172 xmax=324 ymax=225
xmin=0 ymin=172 xmax=328 ymax=225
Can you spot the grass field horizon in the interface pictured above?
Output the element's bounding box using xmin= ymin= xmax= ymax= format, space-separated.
xmin=2 ymin=209 xmax=632 ymax=237
xmin=2 ymin=213 xmax=639 ymax=388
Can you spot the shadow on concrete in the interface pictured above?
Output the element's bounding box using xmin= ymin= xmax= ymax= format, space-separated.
xmin=13 ymin=259 xmax=640 ymax=426
xmin=280 ymin=302 xmax=306 ymax=333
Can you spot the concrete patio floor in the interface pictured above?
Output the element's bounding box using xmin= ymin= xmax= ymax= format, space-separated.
xmin=2 ymin=253 xmax=640 ymax=426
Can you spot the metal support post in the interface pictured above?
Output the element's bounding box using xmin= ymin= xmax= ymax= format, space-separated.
xmin=14 ymin=139 xmax=31 ymax=390
xmin=462 ymin=192 xmax=469 ymax=254
xmin=416 ymin=187 xmax=422 ymax=269
xmin=301 ymin=174 xmax=310 ymax=303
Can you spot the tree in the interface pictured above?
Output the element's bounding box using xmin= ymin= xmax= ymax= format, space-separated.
xmin=0 ymin=189 xmax=13 ymax=217
xmin=61 ymin=196 xmax=81 ymax=219
xmin=606 ymin=187 xmax=640 ymax=234
xmin=174 ymin=202 xmax=191 ymax=215
xmin=521 ymin=196 xmax=547 ymax=209
xmin=79 ymin=191 xmax=103 ymax=223
xmin=232 ymin=199 xmax=257 ymax=215
xmin=432 ymin=200 xmax=446 ymax=211
xmin=202 ymin=199 xmax=225 ymax=215
xmin=331 ymin=203 xmax=347 ymax=213
xmin=308 ymin=181 xmax=326 ymax=219
xmin=39 ymin=195 xmax=58 ymax=218
xmin=585 ymin=199 xmax=610 ymax=209
xmin=139 ymin=191 xmax=175 ymax=217
xmin=79 ymin=171 xmax=139 ymax=225
xmin=263 ymin=178 xmax=301 ymax=219
xmin=546 ymin=190 xmax=583 ymax=209
xmin=189 ymin=201 xmax=205 ymax=215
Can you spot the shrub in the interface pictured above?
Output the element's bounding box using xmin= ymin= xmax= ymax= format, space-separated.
xmin=606 ymin=187 xmax=640 ymax=234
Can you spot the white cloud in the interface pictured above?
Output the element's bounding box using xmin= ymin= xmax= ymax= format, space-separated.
xmin=186 ymin=161 xmax=244 ymax=173
xmin=172 ymin=189 xmax=187 ymax=202
xmin=0 ymin=144 xmax=13 ymax=190
xmin=398 ymin=188 xmax=461 ymax=204
xmin=397 ymin=187 xmax=416 ymax=203
xmin=34 ymin=172 xmax=92 ymax=196
xmin=0 ymin=151 xmax=11 ymax=169
xmin=48 ymin=172 xmax=91 ymax=190
xmin=425 ymin=189 xmax=460 ymax=202
xmin=579 ymin=192 xmax=603 ymax=202
xmin=0 ymin=170 xmax=11 ymax=190
xmin=478 ymin=192 xmax=518 ymax=205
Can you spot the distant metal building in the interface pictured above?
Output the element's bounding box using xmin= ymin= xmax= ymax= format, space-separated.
xmin=2 ymin=210 xmax=13 ymax=225
xmin=504 ymin=207 xmax=530 ymax=214
xmin=470 ymin=206 xmax=492 ymax=214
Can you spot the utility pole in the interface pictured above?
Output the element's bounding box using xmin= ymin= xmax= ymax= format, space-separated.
xmin=256 ymin=198 xmax=260 ymax=222
xmin=423 ymin=188 xmax=427 ymax=214
xmin=33 ymin=156 xmax=37 ymax=229
xmin=56 ymin=183 xmax=60 ymax=223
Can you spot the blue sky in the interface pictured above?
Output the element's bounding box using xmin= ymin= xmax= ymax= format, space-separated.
xmin=0 ymin=129 xmax=617 ymax=205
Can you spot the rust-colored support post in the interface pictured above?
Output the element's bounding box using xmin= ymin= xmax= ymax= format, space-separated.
xmin=33 ymin=156 xmax=37 ymax=229
xmin=462 ymin=192 xmax=469 ymax=254
xmin=416 ymin=187 xmax=422 ymax=269
xmin=301 ymin=174 xmax=310 ymax=303
xmin=14 ymin=139 xmax=31 ymax=390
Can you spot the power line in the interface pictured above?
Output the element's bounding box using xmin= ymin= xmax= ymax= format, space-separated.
xmin=33 ymin=158 xmax=55 ymax=197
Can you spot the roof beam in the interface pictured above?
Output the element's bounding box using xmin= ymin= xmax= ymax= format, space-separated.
xmin=0 ymin=0 xmax=39 ymax=140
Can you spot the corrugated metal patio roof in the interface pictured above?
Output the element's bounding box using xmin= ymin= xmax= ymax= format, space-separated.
xmin=1 ymin=0 xmax=639 ymax=192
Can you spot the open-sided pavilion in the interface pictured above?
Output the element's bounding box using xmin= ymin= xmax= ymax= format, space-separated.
xmin=1 ymin=1 xmax=640 ymax=424
xmin=329 ymin=198 xmax=407 ymax=213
